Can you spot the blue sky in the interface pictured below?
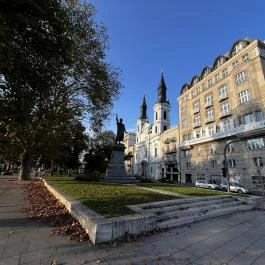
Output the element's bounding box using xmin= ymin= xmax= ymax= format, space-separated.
xmin=88 ymin=0 xmax=264 ymax=132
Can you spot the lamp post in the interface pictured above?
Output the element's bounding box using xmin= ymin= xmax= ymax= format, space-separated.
xmin=223 ymin=139 xmax=242 ymax=193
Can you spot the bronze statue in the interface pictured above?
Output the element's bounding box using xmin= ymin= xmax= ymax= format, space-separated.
xmin=115 ymin=114 xmax=127 ymax=143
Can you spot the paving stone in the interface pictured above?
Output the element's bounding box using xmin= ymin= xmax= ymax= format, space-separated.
xmin=0 ymin=254 xmax=21 ymax=265
xmin=229 ymin=245 xmax=265 ymax=265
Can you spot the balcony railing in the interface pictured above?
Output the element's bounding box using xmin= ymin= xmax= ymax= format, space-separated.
xmin=219 ymin=93 xmax=228 ymax=101
xmin=220 ymin=110 xmax=232 ymax=118
xmin=205 ymin=101 xmax=213 ymax=108
xmin=193 ymin=122 xmax=202 ymax=128
xmin=179 ymin=119 xmax=265 ymax=147
xmin=205 ymin=116 xmax=215 ymax=123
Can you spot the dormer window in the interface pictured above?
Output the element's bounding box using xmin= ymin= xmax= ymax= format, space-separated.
xmin=232 ymin=42 xmax=246 ymax=56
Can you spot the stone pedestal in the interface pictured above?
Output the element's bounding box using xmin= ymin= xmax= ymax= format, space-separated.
xmin=104 ymin=144 xmax=137 ymax=184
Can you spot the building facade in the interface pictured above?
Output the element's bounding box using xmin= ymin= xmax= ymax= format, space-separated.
xmin=178 ymin=38 xmax=265 ymax=192
xmin=123 ymin=37 xmax=265 ymax=193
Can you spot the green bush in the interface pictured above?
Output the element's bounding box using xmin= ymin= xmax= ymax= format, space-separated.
xmin=74 ymin=172 xmax=103 ymax=182
xmin=3 ymin=171 xmax=13 ymax=175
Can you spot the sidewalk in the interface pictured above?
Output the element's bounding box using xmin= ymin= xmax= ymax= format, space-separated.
xmin=1 ymin=176 xmax=265 ymax=265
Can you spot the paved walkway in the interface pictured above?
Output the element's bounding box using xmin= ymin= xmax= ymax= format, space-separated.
xmin=1 ymin=177 xmax=265 ymax=265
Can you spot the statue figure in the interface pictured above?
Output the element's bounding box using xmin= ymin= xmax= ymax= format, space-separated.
xmin=115 ymin=114 xmax=127 ymax=143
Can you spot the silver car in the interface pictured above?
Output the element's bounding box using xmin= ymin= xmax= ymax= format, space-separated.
xmin=220 ymin=182 xmax=249 ymax=194
xmin=195 ymin=180 xmax=220 ymax=190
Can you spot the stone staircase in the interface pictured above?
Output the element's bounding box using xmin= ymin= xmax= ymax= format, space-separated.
xmin=128 ymin=195 xmax=252 ymax=229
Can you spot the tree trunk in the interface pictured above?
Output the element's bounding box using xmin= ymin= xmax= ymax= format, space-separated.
xmin=18 ymin=149 xmax=32 ymax=180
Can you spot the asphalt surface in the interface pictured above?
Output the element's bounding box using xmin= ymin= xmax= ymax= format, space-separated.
xmin=1 ymin=176 xmax=265 ymax=265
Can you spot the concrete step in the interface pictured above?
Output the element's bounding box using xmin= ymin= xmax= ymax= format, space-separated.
xmin=156 ymin=200 xmax=245 ymax=222
xmin=139 ymin=195 xmax=233 ymax=211
xmin=143 ymin=197 xmax=236 ymax=215
xmin=158 ymin=204 xmax=252 ymax=229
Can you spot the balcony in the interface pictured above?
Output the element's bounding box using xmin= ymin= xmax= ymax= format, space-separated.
xmin=219 ymin=93 xmax=228 ymax=101
xmin=205 ymin=116 xmax=215 ymax=124
xmin=193 ymin=122 xmax=202 ymax=128
xmin=205 ymin=101 xmax=213 ymax=108
xmin=220 ymin=110 xmax=232 ymax=119
xmin=179 ymin=119 xmax=265 ymax=147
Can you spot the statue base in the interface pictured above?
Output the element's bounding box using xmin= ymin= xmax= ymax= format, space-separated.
xmin=104 ymin=143 xmax=138 ymax=184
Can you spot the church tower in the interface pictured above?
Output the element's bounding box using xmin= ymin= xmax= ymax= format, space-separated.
xmin=137 ymin=95 xmax=148 ymax=133
xmin=153 ymin=73 xmax=170 ymax=135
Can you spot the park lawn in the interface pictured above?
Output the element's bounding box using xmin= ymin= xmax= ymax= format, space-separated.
xmin=45 ymin=177 xmax=176 ymax=218
xmin=139 ymin=183 xmax=229 ymax=196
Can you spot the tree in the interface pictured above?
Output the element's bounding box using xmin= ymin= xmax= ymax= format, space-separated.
xmin=84 ymin=131 xmax=115 ymax=174
xmin=0 ymin=0 xmax=122 ymax=180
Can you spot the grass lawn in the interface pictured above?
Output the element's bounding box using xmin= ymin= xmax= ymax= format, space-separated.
xmin=139 ymin=183 xmax=229 ymax=196
xmin=45 ymin=177 xmax=176 ymax=218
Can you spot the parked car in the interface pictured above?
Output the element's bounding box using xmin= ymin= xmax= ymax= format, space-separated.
xmin=220 ymin=182 xmax=249 ymax=194
xmin=195 ymin=179 xmax=220 ymax=190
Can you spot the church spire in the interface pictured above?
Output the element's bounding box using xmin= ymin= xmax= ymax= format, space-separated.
xmin=139 ymin=95 xmax=147 ymax=120
xmin=157 ymin=72 xmax=167 ymax=103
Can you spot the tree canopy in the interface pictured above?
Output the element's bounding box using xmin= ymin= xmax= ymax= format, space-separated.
xmin=0 ymin=0 xmax=122 ymax=179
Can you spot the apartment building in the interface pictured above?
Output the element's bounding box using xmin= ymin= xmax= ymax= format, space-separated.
xmin=160 ymin=126 xmax=179 ymax=181
xmin=178 ymin=38 xmax=265 ymax=192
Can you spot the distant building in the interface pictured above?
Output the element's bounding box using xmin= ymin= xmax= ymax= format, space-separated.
xmin=178 ymin=38 xmax=265 ymax=192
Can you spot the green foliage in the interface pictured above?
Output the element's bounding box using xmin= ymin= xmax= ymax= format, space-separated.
xmin=74 ymin=172 xmax=102 ymax=182
xmin=84 ymin=130 xmax=115 ymax=173
xmin=0 ymin=0 xmax=122 ymax=179
xmin=47 ymin=177 xmax=175 ymax=218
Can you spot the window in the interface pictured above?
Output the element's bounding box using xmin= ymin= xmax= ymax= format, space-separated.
xmin=208 ymin=125 xmax=215 ymax=135
xmin=193 ymin=101 xmax=200 ymax=112
xmin=163 ymin=126 xmax=167 ymax=131
xmin=197 ymin=147 xmax=203 ymax=155
xmin=232 ymin=60 xmax=239 ymax=68
xmin=164 ymin=111 xmax=167 ymax=120
xmin=219 ymin=85 xmax=228 ymax=100
xmin=232 ymin=42 xmax=245 ymax=56
xmin=195 ymin=130 xmax=201 ymax=138
xmin=243 ymin=113 xmax=252 ymax=124
xmin=222 ymin=119 xmax=233 ymax=131
xmin=242 ymin=53 xmax=249 ymax=62
xmin=211 ymin=160 xmax=217 ymax=167
xmin=255 ymin=111 xmax=263 ymax=121
xmin=223 ymin=68 xmax=228 ymax=78
xmin=228 ymin=159 xmax=236 ymax=168
xmin=180 ymin=106 xmax=187 ymax=115
xmin=184 ymin=150 xmax=191 ymax=158
xmin=183 ymin=133 xmax=191 ymax=141
xmin=194 ymin=114 xmax=201 ymax=126
xmin=186 ymin=162 xmax=191 ymax=168
xmin=239 ymin=89 xmax=251 ymax=103
xmin=154 ymin=147 xmax=157 ymax=157
xmin=155 ymin=126 xmax=157 ymax=133
xmin=236 ymin=70 xmax=247 ymax=85
xmin=206 ymin=109 xmax=214 ymax=121
xmin=247 ymin=138 xmax=265 ymax=150
xmin=220 ymin=101 xmax=230 ymax=116
xmin=156 ymin=112 xmax=158 ymax=120
xmin=227 ymin=142 xmax=234 ymax=153
xmin=210 ymin=144 xmax=216 ymax=154
xmin=205 ymin=94 xmax=212 ymax=107
xmin=254 ymin=157 xmax=263 ymax=167
xmin=215 ymin=73 xmax=220 ymax=82
xmin=182 ymin=119 xmax=187 ymax=128
xmin=137 ymin=126 xmax=139 ymax=132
